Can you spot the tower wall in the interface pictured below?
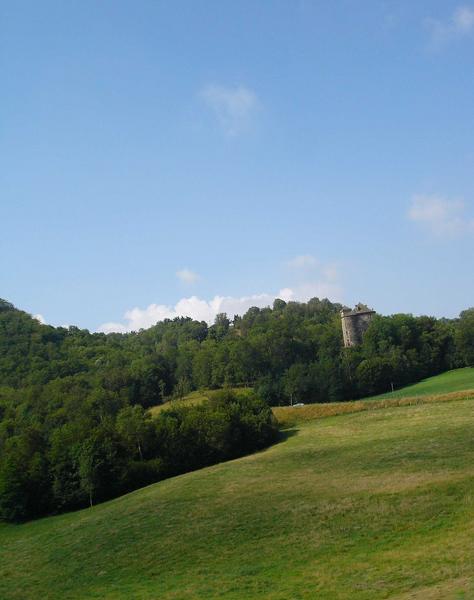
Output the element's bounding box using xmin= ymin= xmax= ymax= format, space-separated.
xmin=341 ymin=305 xmax=375 ymax=347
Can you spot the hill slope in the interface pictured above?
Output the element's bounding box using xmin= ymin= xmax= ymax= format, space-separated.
xmin=149 ymin=387 xmax=252 ymax=416
xmin=273 ymin=367 xmax=474 ymax=427
xmin=371 ymin=367 xmax=474 ymax=399
xmin=1 ymin=395 xmax=474 ymax=599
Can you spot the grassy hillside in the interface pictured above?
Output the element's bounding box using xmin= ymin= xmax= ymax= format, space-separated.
xmin=148 ymin=387 xmax=252 ymax=416
xmin=274 ymin=368 xmax=474 ymax=427
xmin=152 ymin=368 xmax=474 ymax=423
xmin=148 ymin=389 xmax=213 ymax=416
xmin=371 ymin=367 xmax=474 ymax=399
xmin=1 ymin=393 xmax=474 ymax=599
xmin=272 ymin=389 xmax=474 ymax=428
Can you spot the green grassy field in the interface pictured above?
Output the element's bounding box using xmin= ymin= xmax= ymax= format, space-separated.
xmin=273 ymin=368 xmax=474 ymax=428
xmin=370 ymin=367 xmax=474 ymax=399
xmin=149 ymin=369 xmax=474 ymax=421
xmin=1 ymin=384 xmax=474 ymax=598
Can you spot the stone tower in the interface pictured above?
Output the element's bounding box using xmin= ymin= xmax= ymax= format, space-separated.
xmin=341 ymin=303 xmax=375 ymax=347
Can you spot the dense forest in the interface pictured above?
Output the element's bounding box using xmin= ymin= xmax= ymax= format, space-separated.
xmin=1 ymin=297 xmax=473 ymax=521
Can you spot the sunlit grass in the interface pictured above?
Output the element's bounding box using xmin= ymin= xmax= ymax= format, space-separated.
xmin=1 ymin=394 xmax=474 ymax=599
xmin=371 ymin=367 xmax=474 ymax=399
xmin=273 ymin=390 xmax=474 ymax=428
xmin=274 ymin=367 xmax=474 ymax=428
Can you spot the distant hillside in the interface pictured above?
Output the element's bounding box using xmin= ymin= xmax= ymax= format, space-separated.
xmin=148 ymin=387 xmax=252 ymax=416
xmin=2 ymin=394 xmax=474 ymax=599
xmin=150 ymin=368 xmax=474 ymax=429
xmin=273 ymin=367 xmax=474 ymax=427
xmin=1 ymin=296 xmax=472 ymax=405
xmin=1 ymin=297 xmax=473 ymax=520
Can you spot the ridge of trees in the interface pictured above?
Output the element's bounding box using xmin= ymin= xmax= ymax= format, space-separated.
xmin=0 ymin=297 xmax=473 ymax=521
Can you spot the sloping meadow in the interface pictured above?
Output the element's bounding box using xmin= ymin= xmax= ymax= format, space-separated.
xmin=1 ymin=396 xmax=474 ymax=599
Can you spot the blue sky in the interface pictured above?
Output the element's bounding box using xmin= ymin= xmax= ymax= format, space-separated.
xmin=2 ymin=1 xmax=474 ymax=331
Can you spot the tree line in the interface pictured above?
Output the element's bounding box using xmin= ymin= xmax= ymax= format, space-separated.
xmin=0 ymin=297 xmax=473 ymax=521
xmin=0 ymin=386 xmax=277 ymax=521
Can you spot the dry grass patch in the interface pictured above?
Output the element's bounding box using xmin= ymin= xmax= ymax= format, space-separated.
xmin=273 ymin=390 xmax=474 ymax=427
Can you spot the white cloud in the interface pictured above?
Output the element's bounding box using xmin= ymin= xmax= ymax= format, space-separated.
xmin=285 ymin=254 xmax=319 ymax=269
xmin=33 ymin=314 xmax=46 ymax=324
xmin=98 ymin=274 xmax=343 ymax=334
xmin=408 ymin=194 xmax=474 ymax=236
xmin=199 ymin=84 xmax=260 ymax=136
xmin=99 ymin=322 xmax=128 ymax=334
xmin=98 ymin=294 xmax=276 ymax=333
xmin=176 ymin=268 xmax=200 ymax=284
xmin=425 ymin=5 xmax=474 ymax=46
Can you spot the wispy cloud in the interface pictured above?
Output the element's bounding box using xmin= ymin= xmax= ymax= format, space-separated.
xmin=425 ymin=5 xmax=474 ymax=47
xmin=285 ymin=254 xmax=339 ymax=282
xmin=176 ymin=268 xmax=200 ymax=285
xmin=285 ymin=254 xmax=319 ymax=270
xmin=33 ymin=314 xmax=46 ymax=324
xmin=408 ymin=194 xmax=474 ymax=236
xmin=199 ymin=84 xmax=260 ymax=136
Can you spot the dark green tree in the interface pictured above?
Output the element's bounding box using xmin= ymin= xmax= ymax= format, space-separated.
xmin=456 ymin=308 xmax=474 ymax=366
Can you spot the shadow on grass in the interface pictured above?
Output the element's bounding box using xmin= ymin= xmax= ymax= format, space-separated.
xmin=277 ymin=427 xmax=300 ymax=442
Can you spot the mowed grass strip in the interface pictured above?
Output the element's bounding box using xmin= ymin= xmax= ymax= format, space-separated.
xmin=1 ymin=398 xmax=474 ymax=599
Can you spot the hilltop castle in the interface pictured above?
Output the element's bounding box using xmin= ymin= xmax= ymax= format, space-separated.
xmin=341 ymin=303 xmax=375 ymax=347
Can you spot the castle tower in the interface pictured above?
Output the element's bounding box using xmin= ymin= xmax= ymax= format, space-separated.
xmin=341 ymin=303 xmax=375 ymax=347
